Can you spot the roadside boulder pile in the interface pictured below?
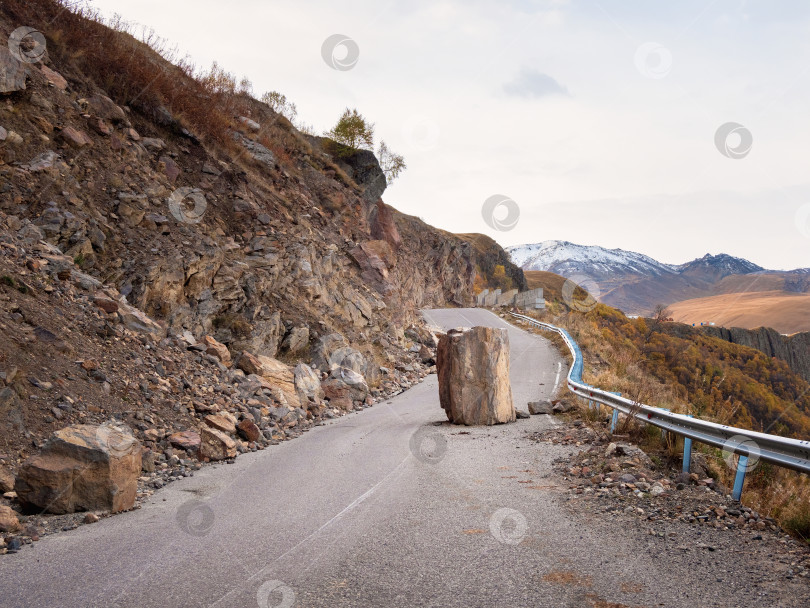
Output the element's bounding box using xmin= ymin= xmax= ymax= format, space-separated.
xmin=0 ymin=212 xmax=439 ymax=531
xmin=436 ymin=326 xmax=515 ymax=425
xmin=533 ymin=424 xmax=786 ymax=534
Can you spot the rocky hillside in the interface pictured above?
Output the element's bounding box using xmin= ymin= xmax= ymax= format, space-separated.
xmin=456 ymin=233 xmax=527 ymax=293
xmin=0 ymin=2 xmax=517 ymax=473
xmin=701 ymin=325 xmax=810 ymax=383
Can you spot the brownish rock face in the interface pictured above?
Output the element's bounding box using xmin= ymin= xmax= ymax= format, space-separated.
xmin=199 ymin=427 xmax=237 ymax=461
xmin=14 ymin=424 xmax=141 ymax=514
xmin=168 ymin=430 xmax=201 ymax=452
xmin=202 ymin=335 xmax=231 ymax=367
xmin=436 ymin=326 xmax=515 ymax=426
xmin=204 ymin=413 xmax=237 ymax=435
xmin=0 ymin=505 xmax=21 ymax=532
xmin=237 ymin=353 xmax=302 ymax=409
xmin=237 ymin=418 xmax=261 ymax=442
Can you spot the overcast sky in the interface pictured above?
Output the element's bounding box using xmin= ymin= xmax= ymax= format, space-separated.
xmin=88 ymin=0 xmax=810 ymax=270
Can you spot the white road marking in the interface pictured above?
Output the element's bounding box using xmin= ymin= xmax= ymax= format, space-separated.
xmin=552 ymin=361 xmax=562 ymax=395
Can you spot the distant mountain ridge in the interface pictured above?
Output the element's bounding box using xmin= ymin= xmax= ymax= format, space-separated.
xmin=508 ymin=240 xmax=767 ymax=277
xmin=506 ymin=240 xmax=809 ymax=321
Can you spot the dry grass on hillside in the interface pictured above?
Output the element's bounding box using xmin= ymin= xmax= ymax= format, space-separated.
xmin=515 ymin=304 xmax=810 ymax=542
xmin=523 ymin=270 xmax=568 ymax=302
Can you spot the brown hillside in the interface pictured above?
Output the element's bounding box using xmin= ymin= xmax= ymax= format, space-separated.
xmin=668 ymin=291 xmax=810 ymax=334
xmin=455 ymin=233 xmax=527 ymax=293
xmin=523 ymin=270 xmax=567 ymax=303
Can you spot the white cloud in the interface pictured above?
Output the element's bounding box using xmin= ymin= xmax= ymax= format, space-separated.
xmin=503 ymin=68 xmax=570 ymax=97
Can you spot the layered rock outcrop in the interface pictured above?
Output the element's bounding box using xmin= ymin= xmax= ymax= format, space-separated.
xmin=702 ymin=326 xmax=810 ymax=382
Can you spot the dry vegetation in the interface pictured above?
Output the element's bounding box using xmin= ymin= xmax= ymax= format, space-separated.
xmin=517 ymin=297 xmax=810 ymax=542
xmin=3 ymin=0 xmax=251 ymax=148
xmin=455 ymin=233 xmax=526 ymax=294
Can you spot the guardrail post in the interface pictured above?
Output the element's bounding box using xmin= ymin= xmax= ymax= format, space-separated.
xmin=660 ymin=409 xmax=669 ymax=442
xmin=610 ymin=409 xmax=619 ymax=434
xmin=732 ymin=455 xmax=748 ymax=501
xmin=682 ymin=414 xmax=693 ymax=474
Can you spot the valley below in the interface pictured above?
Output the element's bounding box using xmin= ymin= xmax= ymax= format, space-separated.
xmin=667 ymin=290 xmax=810 ymax=335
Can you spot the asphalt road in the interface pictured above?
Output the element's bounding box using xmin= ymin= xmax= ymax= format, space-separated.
xmin=0 ymin=309 xmax=790 ymax=607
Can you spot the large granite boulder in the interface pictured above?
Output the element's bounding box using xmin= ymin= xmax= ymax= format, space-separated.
xmin=437 ymin=326 xmax=515 ymax=425
xmin=15 ymin=424 xmax=141 ymax=514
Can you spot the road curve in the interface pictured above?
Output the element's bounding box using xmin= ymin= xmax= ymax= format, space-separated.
xmin=0 ymin=309 xmax=794 ymax=607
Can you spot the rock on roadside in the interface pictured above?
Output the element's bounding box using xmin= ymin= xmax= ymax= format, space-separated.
xmin=15 ymin=424 xmax=141 ymax=514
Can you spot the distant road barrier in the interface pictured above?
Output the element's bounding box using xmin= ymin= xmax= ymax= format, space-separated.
xmin=507 ymin=312 xmax=810 ymax=500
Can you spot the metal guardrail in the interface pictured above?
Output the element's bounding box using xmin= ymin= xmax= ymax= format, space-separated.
xmin=507 ymin=312 xmax=810 ymax=499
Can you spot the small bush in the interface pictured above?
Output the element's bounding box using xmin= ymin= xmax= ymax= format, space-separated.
xmin=325 ymin=108 xmax=374 ymax=156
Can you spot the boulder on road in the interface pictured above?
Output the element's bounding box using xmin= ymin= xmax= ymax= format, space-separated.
xmin=15 ymin=423 xmax=141 ymax=514
xmin=552 ymin=399 xmax=574 ymax=413
xmin=437 ymin=326 xmax=515 ymax=425
xmin=528 ymin=400 xmax=553 ymax=415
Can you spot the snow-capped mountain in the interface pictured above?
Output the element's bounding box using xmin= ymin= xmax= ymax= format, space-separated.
xmin=675 ymin=253 xmax=764 ymax=277
xmin=506 ymin=240 xmax=781 ymax=314
xmin=507 ymin=240 xmax=674 ymax=280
